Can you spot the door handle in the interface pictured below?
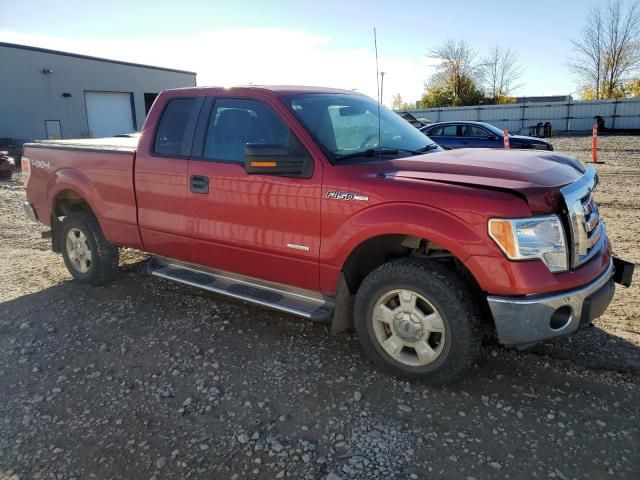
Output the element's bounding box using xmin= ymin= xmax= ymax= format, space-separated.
xmin=190 ymin=175 xmax=209 ymax=194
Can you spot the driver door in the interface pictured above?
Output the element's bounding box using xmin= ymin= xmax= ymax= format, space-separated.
xmin=185 ymin=96 xmax=323 ymax=291
xmin=460 ymin=125 xmax=501 ymax=148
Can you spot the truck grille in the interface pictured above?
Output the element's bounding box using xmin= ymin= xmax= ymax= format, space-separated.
xmin=560 ymin=165 xmax=606 ymax=269
xmin=582 ymin=193 xmax=603 ymax=250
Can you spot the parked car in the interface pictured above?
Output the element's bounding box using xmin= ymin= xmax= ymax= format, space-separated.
xmin=22 ymin=86 xmax=633 ymax=384
xmin=0 ymin=150 xmax=16 ymax=180
xmin=421 ymin=121 xmax=553 ymax=151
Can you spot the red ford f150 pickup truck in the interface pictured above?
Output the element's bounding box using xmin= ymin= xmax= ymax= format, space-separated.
xmin=22 ymin=86 xmax=634 ymax=384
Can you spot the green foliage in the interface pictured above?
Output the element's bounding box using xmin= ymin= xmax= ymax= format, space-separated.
xmin=417 ymin=76 xmax=484 ymax=108
xmin=579 ymin=78 xmax=640 ymax=99
xmin=417 ymin=85 xmax=454 ymax=108
xmin=494 ymin=95 xmax=518 ymax=104
xmin=624 ymin=78 xmax=640 ymax=97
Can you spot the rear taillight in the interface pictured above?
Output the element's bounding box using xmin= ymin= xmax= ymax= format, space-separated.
xmin=22 ymin=156 xmax=31 ymax=185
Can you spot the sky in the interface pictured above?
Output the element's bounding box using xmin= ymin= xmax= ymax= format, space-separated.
xmin=0 ymin=0 xmax=595 ymax=106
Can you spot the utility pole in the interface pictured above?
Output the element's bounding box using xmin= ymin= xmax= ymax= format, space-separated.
xmin=380 ymin=72 xmax=386 ymax=104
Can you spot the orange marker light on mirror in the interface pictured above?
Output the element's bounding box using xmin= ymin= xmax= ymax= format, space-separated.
xmin=250 ymin=161 xmax=277 ymax=168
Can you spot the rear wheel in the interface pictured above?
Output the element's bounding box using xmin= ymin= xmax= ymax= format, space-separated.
xmin=60 ymin=211 xmax=119 ymax=285
xmin=354 ymin=258 xmax=481 ymax=384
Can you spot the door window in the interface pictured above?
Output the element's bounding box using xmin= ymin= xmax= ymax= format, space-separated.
xmin=430 ymin=125 xmax=457 ymax=136
xmin=461 ymin=125 xmax=489 ymax=137
xmin=153 ymin=98 xmax=198 ymax=157
xmin=203 ymin=99 xmax=290 ymax=163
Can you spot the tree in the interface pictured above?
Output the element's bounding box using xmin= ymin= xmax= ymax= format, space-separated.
xmin=428 ymin=38 xmax=483 ymax=105
xmin=482 ymin=46 xmax=523 ymax=103
xmin=426 ymin=38 xmax=485 ymax=105
xmin=391 ymin=93 xmax=415 ymax=111
xmin=569 ymin=5 xmax=605 ymax=98
xmin=569 ymin=0 xmax=640 ymax=99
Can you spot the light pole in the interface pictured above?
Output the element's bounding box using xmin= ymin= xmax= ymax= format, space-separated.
xmin=380 ymin=72 xmax=386 ymax=104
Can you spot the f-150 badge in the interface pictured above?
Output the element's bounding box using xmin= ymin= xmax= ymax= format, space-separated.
xmin=326 ymin=191 xmax=369 ymax=202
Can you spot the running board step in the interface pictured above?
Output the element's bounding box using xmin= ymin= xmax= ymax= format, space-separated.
xmin=148 ymin=257 xmax=333 ymax=322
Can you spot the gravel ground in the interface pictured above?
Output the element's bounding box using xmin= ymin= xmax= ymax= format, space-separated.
xmin=1 ymin=136 xmax=639 ymax=480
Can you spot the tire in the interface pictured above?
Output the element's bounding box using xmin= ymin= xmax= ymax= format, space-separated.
xmin=354 ymin=258 xmax=482 ymax=384
xmin=60 ymin=211 xmax=119 ymax=286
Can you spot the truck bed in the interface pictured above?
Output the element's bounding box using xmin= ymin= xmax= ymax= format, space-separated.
xmin=23 ymin=135 xmax=142 ymax=250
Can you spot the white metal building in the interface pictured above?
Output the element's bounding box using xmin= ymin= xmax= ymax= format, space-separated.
xmin=0 ymin=42 xmax=197 ymax=142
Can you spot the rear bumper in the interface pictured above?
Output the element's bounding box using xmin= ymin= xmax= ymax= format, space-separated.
xmin=23 ymin=202 xmax=38 ymax=222
xmin=487 ymin=259 xmax=615 ymax=346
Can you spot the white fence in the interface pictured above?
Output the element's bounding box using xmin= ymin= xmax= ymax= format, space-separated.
xmin=405 ymin=97 xmax=640 ymax=134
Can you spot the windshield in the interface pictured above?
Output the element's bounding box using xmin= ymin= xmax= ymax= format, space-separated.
xmin=483 ymin=123 xmax=508 ymax=137
xmin=284 ymin=93 xmax=440 ymax=162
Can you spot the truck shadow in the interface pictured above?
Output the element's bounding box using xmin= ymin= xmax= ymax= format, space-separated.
xmin=1 ymin=268 xmax=639 ymax=391
xmin=2 ymin=269 xmax=639 ymax=480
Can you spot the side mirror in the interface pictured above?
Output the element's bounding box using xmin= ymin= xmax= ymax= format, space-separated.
xmin=243 ymin=137 xmax=313 ymax=178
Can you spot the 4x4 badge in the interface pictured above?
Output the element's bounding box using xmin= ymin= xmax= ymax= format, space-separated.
xmin=326 ymin=191 xmax=369 ymax=202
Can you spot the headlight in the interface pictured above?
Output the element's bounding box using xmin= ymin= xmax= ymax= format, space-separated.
xmin=488 ymin=215 xmax=568 ymax=272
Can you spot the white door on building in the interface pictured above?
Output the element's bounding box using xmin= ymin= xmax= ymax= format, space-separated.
xmin=45 ymin=120 xmax=62 ymax=139
xmin=85 ymin=91 xmax=135 ymax=138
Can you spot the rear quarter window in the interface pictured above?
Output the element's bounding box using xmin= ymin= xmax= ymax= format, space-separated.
xmin=153 ymin=98 xmax=197 ymax=157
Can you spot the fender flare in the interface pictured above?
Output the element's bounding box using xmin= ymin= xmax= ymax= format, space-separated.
xmin=326 ymin=202 xmax=496 ymax=334
xmin=47 ymin=168 xmax=103 ymax=218
xmin=47 ymin=168 xmax=107 ymax=251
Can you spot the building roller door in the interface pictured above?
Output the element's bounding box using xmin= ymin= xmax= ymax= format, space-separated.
xmin=85 ymin=91 xmax=135 ymax=138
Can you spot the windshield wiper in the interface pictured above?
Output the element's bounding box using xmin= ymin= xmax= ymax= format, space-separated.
xmin=335 ymin=147 xmax=400 ymax=161
xmin=335 ymin=144 xmax=439 ymax=161
xmin=418 ymin=144 xmax=440 ymax=152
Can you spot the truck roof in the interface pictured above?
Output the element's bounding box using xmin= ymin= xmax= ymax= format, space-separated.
xmin=163 ymin=85 xmax=363 ymax=97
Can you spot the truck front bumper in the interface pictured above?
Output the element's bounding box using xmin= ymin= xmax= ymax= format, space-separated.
xmin=487 ymin=260 xmax=616 ymax=346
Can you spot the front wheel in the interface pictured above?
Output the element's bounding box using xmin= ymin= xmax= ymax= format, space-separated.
xmin=60 ymin=211 xmax=119 ymax=286
xmin=354 ymin=258 xmax=482 ymax=384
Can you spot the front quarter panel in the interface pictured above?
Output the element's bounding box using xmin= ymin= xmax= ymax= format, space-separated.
xmin=319 ymin=165 xmax=531 ymax=292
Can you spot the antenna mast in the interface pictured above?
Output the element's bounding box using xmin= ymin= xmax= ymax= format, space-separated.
xmin=374 ymin=27 xmax=381 ymax=147
xmin=374 ymin=27 xmax=380 ymax=102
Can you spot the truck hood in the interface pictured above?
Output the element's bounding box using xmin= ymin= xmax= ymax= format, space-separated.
xmin=382 ymin=148 xmax=586 ymax=212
